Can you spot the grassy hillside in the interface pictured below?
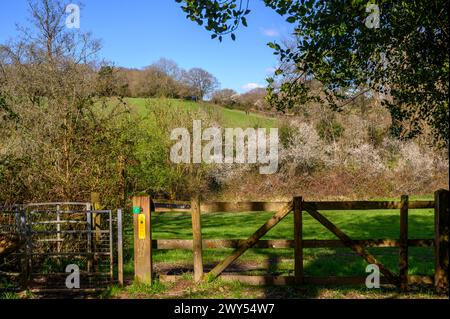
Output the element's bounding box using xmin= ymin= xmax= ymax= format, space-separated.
xmin=124 ymin=97 xmax=278 ymax=128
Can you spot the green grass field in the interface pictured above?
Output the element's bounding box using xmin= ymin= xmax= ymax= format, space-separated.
xmin=124 ymin=97 xmax=278 ymax=128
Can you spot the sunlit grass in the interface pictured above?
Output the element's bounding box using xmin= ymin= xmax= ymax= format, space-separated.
xmin=124 ymin=97 xmax=278 ymax=128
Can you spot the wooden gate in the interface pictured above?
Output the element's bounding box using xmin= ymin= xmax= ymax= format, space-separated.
xmin=132 ymin=189 xmax=448 ymax=293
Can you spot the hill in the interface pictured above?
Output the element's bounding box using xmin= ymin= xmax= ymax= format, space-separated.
xmin=124 ymin=98 xmax=278 ymax=129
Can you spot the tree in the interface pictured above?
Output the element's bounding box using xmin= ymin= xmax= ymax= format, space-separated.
xmin=140 ymin=66 xmax=178 ymax=98
xmin=238 ymin=88 xmax=268 ymax=111
xmin=211 ymin=88 xmax=237 ymax=106
xmin=151 ymin=58 xmax=183 ymax=80
xmin=113 ymin=60 xmax=220 ymax=100
xmin=176 ymin=0 xmax=449 ymax=147
xmin=182 ymin=67 xmax=219 ymax=100
xmin=0 ymin=0 xmax=131 ymax=204
xmin=146 ymin=58 xmax=187 ymax=98
xmin=96 ymin=66 xmax=122 ymax=97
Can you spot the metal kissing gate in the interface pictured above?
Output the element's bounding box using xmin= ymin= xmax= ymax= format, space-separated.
xmin=0 ymin=202 xmax=120 ymax=291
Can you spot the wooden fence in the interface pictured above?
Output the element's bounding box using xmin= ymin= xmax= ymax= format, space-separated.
xmin=129 ymin=189 xmax=448 ymax=293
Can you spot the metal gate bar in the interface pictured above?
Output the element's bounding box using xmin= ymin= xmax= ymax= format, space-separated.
xmin=1 ymin=203 xmax=118 ymax=291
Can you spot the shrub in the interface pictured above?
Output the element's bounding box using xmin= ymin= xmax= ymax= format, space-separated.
xmin=211 ymin=89 xmax=238 ymax=106
xmin=345 ymin=143 xmax=386 ymax=175
xmin=279 ymin=121 xmax=325 ymax=175
xmin=316 ymin=118 xmax=344 ymax=142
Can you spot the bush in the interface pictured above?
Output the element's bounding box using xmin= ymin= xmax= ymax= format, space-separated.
xmin=316 ymin=118 xmax=344 ymax=142
xmin=279 ymin=121 xmax=325 ymax=176
xmin=211 ymin=89 xmax=238 ymax=106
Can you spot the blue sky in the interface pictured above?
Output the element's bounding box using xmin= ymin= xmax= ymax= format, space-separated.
xmin=0 ymin=0 xmax=294 ymax=93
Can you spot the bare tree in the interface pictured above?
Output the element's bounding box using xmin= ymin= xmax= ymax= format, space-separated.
xmin=0 ymin=0 xmax=130 ymax=204
xmin=151 ymin=58 xmax=182 ymax=80
xmin=182 ymin=67 xmax=219 ymax=101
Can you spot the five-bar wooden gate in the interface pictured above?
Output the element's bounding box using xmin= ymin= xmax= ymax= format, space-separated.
xmin=131 ymin=189 xmax=448 ymax=293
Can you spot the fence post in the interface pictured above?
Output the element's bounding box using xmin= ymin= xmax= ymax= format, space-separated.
xmin=91 ymin=192 xmax=102 ymax=272
xmin=118 ymin=155 xmax=126 ymax=208
xmin=399 ymin=195 xmax=408 ymax=290
xmin=191 ymin=195 xmax=204 ymax=282
xmin=294 ymin=196 xmax=304 ymax=284
xmin=19 ymin=210 xmax=30 ymax=290
xmin=117 ymin=208 xmax=124 ymax=287
xmin=434 ymin=189 xmax=449 ymax=294
xmin=108 ymin=209 xmax=114 ymax=284
xmin=133 ymin=195 xmax=152 ymax=285
xmin=91 ymin=192 xmax=102 ymax=241
xmin=86 ymin=202 xmax=92 ymax=274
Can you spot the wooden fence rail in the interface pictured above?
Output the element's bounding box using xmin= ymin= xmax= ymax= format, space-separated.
xmin=132 ymin=189 xmax=448 ymax=294
xmin=150 ymin=239 xmax=435 ymax=249
xmin=154 ymin=200 xmax=435 ymax=213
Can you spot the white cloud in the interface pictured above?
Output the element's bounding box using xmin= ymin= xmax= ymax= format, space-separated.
xmin=265 ymin=67 xmax=276 ymax=74
xmin=261 ymin=28 xmax=280 ymax=37
xmin=242 ymin=83 xmax=265 ymax=91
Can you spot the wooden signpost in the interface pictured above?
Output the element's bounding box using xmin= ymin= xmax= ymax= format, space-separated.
xmin=133 ymin=196 xmax=152 ymax=284
xmin=191 ymin=196 xmax=204 ymax=282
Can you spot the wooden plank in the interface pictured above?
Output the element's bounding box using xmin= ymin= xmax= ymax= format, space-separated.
xmin=399 ymin=201 xmax=435 ymax=209
xmin=153 ymin=200 xmax=191 ymax=213
xmin=408 ymin=275 xmax=434 ymax=285
xmin=220 ymin=275 xmax=294 ymax=286
xmin=117 ymin=209 xmax=124 ymax=286
xmin=303 ymin=201 xmax=434 ymax=211
xmin=293 ymin=196 xmax=303 ymax=284
xmin=153 ymin=239 xmax=295 ymax=249
xmin=151 ymin=238 xmax=434 ymax=249
xmin=154 ymin=208 xmax=191 ymax=213
xmin=312 ymin=238 xmax=433 ymax=248
xmin=153 ymin=200 xmax=434 ymax=213
xmin=434 ymin=189 xmax=449 ymax=294
xmin=305 ymin=208 xmax=399 ymax=285
xmin=407 ymin=239 xmax=435 ymax=247
xmin=399 ymin=195 xmax=409 ymax=290
xmin=160 ymin=275 xmax=296 ymax=285
xmin=91 ymin=193 xmax=102 ymax=274
xmin=133 ymin=196 xmax=152 ymax=285
xmin=154 ymin=199 xmax=191 ymax=205
xmin=91 ymin=192 xmax=102 ymax=241
xmin=191 ymin=196 xmax=203 ymax=282
xmin=207 ymin=202 xmax=293 ymax=279
xmin=160 ymin=275 xmax=392 ymax=286
xmin=118 ymin=155 xmax=126 ymax=208
xmin=200 ymin=202 xmax=289 ymax=213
